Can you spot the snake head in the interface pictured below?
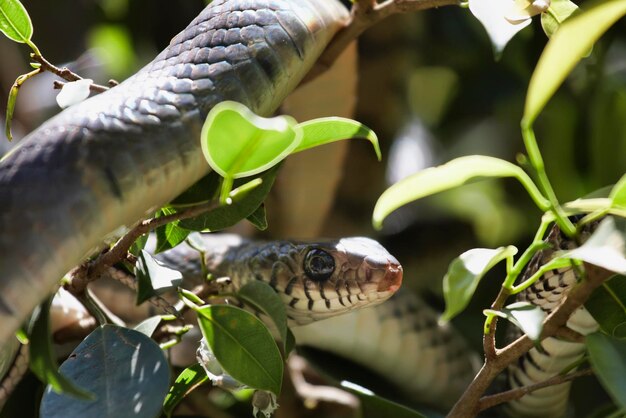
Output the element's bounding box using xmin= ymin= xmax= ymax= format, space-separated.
xmin=281 ymin=237 xmax=403 ymax=325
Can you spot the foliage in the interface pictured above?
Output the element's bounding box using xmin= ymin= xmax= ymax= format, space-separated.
xmin=2 ymin=0 xmax=626 ymax=417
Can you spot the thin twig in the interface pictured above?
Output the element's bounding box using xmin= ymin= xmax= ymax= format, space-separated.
xmin=447 ymin=263 xmax=612 ymax=418
xmin=69 ymin=200 xmax=221 ymax=294
xmin=306 ymin=0 xmax=460 ymax=82
xmin=30 ymin=53 xmax=110 ymax=93
xmin=477 ymin=368 xmax=593 ymax=411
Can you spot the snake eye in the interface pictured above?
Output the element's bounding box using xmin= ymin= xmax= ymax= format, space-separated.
xmin=303 ymin=249 xmax=335 ymax=281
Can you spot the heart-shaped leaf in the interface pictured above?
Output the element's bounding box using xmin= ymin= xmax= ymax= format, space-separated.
xmin=201 ymin=101 xmax=301 ymax=179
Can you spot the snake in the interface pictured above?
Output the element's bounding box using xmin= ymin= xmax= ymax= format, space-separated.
xmin=0 ymin=0 xmax=602 ymax=415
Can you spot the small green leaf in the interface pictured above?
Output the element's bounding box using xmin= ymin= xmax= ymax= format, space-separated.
xmin=541 ymin=0 xmax=580 ymax=38
xmin=196 ymin=305 xmax=283 ymax=395
xmin=586 ymin=276 xmax=626 ymax=339
xmin=246 ymin=204 xmax=267 ymax=231
xmin=40 ymin=325 xmax=170 ymax=417
xmin=499 ymin=301 xmax=547 ymax=341
xmin=154 ymin=208 xmax=190 ymax=253
xmin=134 ymin=316 xmax=162 ymax=337
xmin=442 ymin=246 xmax=517 ymax=322
xmin=340 ymin=381 xmax=426 ymax=418
xmin=135 ymin=250 xmax=183 ymax=304
xmin=178 ymin=166 xmax=279 ymax=232
xmin=524 ymin=0 xmax=626 ymax=125
xmin=0 ymin=0 xmax=33 ymax=43
xmin=28 ymin=297 xmax=94 ymax=400
xmin=587 ymin=332 xmax=626 ymax=408
xmin=237 ymin=281 xmax=288 ymax=351
xmin=565 ymin=217 xmax=626 ymax=274
xmin=294 ymin=117 xmax=381 ymax=161
xmin=129 ymin=233 xmax=148 ymax=257
xmin=170 ymin=172 xmax=221 ymax=207
xmin=610 ymin=173 xmax=626 ymax=209
xmin=163 ymin=363 xmax=208 ymax=417
xmin=373 ymin=156 xmax=547 ymax=229
xmin=201 ymin=101 xmax=301 ymax=179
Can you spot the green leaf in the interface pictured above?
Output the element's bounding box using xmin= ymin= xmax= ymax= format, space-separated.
xmin=201 ymin=101 xmax=301 ymax=179
xmin=294 ymin=117 xmax=381 ymax=161
xmin=586 ymin=276 xmax=626 ymax=339
xmin=178 ymin=166 xmax=279 ymax=231
xmin=129 ymin=233 xmax=148 ymax=257
xmin=541 ymin=0 xmax=580 ymax=38
xmin=0 ymin=0 xmax=33 ymax=43
xmin=237 ymin=281 xmax=288 ymax=351
xmin=610 ymin=173 xmax=626 ymax=209
xmin=587 ymin=332 xmax=626 ymax=408
xmin=40 ymin=325 xmax=170 ymax=417
xmin=154 ymin=208 xmax=190 ymax=253
xmin=373 ymin=156 xmax=548 ymax=229
xmin=134 ymin=316 xmax=163 ymax=337
xmin=196 ymin=305 xmax=283 ymax=395
xmin=497 ymin=301 xmax=547 ymax=341
xmin=246 ymin=204 xmax=267 ymax=231
xmin=340 ymin=381 xmax=426 ymax=418
xmin=29 ymin=297 xmax=94 ymax=399
xmin=162 ymin=363 xmax=208 ymax=417
xmin=135 ymin=249 xmax=183 ymax=304
xmin=565 ymin=217 xmax=626 ymax=274
xmin=170 ymin=172 xmax=221 ymax=207
xmin=524 ymin=0 xmax=626 ymax=125
xmin=442 ymin=246 xmax=518 ymax=322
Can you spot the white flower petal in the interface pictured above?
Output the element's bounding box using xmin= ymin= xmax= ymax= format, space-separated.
xmin=56 ymin=79 xmax=93 ymax=109
xmin=469 ymin=0 xmax=533 ymax=54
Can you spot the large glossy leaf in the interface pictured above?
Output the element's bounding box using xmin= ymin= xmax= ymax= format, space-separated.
xmin=196 ymin=305 xmax=283 ymax=395
xmin=237 ymin=281 xmax=288 ymax=351
xmin=610 ymin=173 xmax=626 ymax=209
xmin=135 ymin=249 xmax=182 ymax=304
xmin=0 ymin=0 xmax=33 ymax=43
xmin=496 ymin=301 xmax=547 ymax=341
xmin=372 ymin=156 xmax=546 ymax=229
xmin=201 ymin=101 xmax=301 ymax=179
xmin=154 ymin=208 xmax=190 ymax=253
xmin=28 ymin=297 xmax=93 ymax=399
xmin=441 ymin=246 xmax=517 ymax=322
xmin=587 ymin=332 xmax=626 ymax=408
xmin=565 ymin=217 xmax=626 ymax=274
xmin=162 ymin=363 xmax=208 ymax=417
xmin=40 ymin=325 xmax=170 ymax=418
xmin=178 ymin=166 xmax=279 ymax=231
xmin=524 ymin=0 xmax=626 ymax=125
xmin=586 ymin=276 xmax=626 ymax=339
xmin=293 ymin=117 xmax=381 ymax=160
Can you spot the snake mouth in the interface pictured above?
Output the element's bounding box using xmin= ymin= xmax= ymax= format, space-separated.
xmin=377 ymin=263 xmax=403 ymax=293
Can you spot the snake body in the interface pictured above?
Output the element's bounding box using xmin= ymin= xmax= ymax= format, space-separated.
xmin=155 ymin=233 xmax=478 ymax=410
xmin=505 ymin=225 xmax=599 ymax=417
xmin=0 ymin=0 xmax=348 ymax=342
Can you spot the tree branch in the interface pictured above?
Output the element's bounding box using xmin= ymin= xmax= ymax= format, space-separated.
xmin=30 ymin=53 xmax=110 ymax=93
xmin=447 ymin=263 xmax=612 ymax=418
xmin=68 ymin=200 xmax=220 ymax=294
xmin=477 ymin=368 xmax=593 ymax=411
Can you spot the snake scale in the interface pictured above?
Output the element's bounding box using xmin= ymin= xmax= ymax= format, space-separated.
xmin=0 ymin=0 xmax=601 ymax=416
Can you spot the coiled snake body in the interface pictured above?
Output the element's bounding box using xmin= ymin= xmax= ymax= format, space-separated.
xmin=0 ymin=0 xmax=600 ymax=415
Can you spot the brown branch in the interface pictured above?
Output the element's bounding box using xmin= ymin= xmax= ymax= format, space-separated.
xmin=30 ymin=54 xmax=110 ymax=93
xmin=447 ymin=263 xmax=612 ymax=418
xmin=68 ymin=200 xmax=220 ymax=295
xmin=477 ymin=368 xmax=593 ymax=411
xmin=306 ymin=0 xmax=461 ymax=82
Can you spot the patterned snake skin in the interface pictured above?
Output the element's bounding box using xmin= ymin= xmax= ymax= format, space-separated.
xmin=0 ymin=0 xmax=348 ymax=342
